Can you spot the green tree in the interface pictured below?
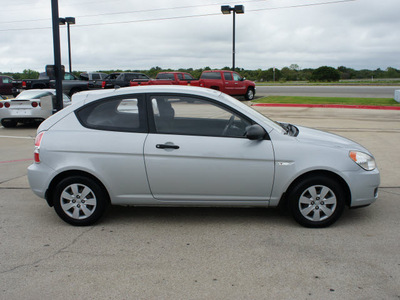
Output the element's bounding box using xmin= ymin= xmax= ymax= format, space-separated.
xmin=311 ymin=66 xmax=340 ymax=82
xmin=22 ymin=69 xmax=39 ymax=79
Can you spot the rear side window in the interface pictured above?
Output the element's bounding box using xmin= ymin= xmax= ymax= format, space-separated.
xmin=200 ymin=72 xmax=222 ymax=80
xmin=224 ymin=72 xmax=233 ymax=80
xmin=125 ymin=74 xmax=144 ymax=81
xmin=184 ymin=74 xmax=194 ymax=80
xmin=76 ymin=95 xmax=147 ymax=132
xmin=157 ymin=73 xmax=174 ymax=80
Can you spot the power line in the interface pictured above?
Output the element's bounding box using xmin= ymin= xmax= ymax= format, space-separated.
xmin=0 ymin=0 xmax=265 ymax=23
xmin=0 ymin=0 xmax=356 ymax=32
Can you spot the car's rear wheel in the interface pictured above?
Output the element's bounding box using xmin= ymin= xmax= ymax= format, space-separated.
xmin=244 ymin=88 xmax=255 ymax=100
xmin=1 ymin=119 xmax=18 ymax=128
xmin=53 ymin=176 xmax=109 ymax=226
xmin=288 ymin=176 xmax=345 ymax=228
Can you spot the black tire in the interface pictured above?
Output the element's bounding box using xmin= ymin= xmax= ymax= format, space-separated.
xmin=53 ymin=176 xmax=109 ymax=226
xmin=244 ymin=88 xmax=255 ymax=100
xmin=1 ymin=119 xmax=18 ymax=128
xmin=288 ymin=176 xmax=345 ymax=228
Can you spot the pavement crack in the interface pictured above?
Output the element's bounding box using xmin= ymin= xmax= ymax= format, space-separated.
xmin=0 ymin=175 xmax=28 ymax=186
xmin=0 ymin=227 xmax=95 ymax=275
xmin=379 ymin=188 xmax=400 ymax=196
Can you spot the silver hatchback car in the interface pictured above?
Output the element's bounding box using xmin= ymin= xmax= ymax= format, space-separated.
xmin=28 ymin=86 xmax=380 ymax=227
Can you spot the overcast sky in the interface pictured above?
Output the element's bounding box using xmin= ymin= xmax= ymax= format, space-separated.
xmin=0 ymin=0 xmax=399 ymax=73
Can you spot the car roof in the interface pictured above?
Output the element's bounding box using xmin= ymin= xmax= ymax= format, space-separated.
xmin=42 ymin=85 xmax=270 ymax=134
xmin=72 ymin=85 xmax=221 ymax=103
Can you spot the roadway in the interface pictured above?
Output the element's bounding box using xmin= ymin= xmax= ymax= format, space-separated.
xmin=256 ymin=85 xmax=400 ymax=98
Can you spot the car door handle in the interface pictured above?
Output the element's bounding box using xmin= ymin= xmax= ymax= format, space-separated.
xmin=156 ymin=144 xmax=180 ymax=149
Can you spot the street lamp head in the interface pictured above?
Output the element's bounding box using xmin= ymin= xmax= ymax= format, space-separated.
xmin=59 ymin=18 xmax=66 ymax=25
xmin=65 ymin=17 xmax=76 ymax=25
xmin=221 ymin=5 xmax=232 ymax=14
xmin=234 ymin=5 xmax=245 ymax=14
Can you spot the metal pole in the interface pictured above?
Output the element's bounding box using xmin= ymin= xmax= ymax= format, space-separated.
xmin=50 ymin=0 xmax=63 ymax=112
xmin=67 ymin=22 xmax=72 ymax=74
xmin=232 ymin=11 xmax=235 ymax=71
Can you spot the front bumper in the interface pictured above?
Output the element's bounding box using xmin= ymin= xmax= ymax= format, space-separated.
xmin=344 ymin=168 xmax=380 ymax=207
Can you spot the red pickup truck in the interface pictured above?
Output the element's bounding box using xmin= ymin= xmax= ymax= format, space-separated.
xmin=130 ymin=72 xmax=196 ymax=86
xmin=130 ymin=70 xmax=256 ymax=100
xmin=198 ymin=70 xmax=256 ymax=100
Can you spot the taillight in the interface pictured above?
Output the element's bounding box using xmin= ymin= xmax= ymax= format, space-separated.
xmin=22 ymin=81 xmax=26 ymax=88
xmin=0 ymin=102 xmax=3 ymax=108
xmin=101 ymin=81 xmax=106 ymax=88
xmin=31 ymin=102 xmax=38 ymax=108
xmin=34 ymin=132 xmax=45 ymax=163
xmin=4 ymin=102 xmax=10 ymax=108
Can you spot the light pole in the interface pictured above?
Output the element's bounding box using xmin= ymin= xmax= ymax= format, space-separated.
xmin=221 ymin=5 xmax=244 ymax=71
xmin=59 ymin=17 xmax=75 ymax=74
xmin=50 ymin=0 xmax=63 ymax=112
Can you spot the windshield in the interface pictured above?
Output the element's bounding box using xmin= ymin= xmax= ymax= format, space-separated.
xmin=16 ymin=90 xmax=54 ymax=100
xmin=219 ymin=93 xmax=286 ymax=134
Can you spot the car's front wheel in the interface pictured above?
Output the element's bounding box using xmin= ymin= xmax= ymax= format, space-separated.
xmin=53 ymin=176 xmax=109 ymax=226
xmin=288 ymin=176 xmax=345 ymax=228
xmin=244 ymin=88 xmax=255 ymax=100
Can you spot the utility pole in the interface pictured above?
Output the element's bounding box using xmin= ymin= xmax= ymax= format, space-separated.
xmin=50 ymin=0 xmax=63 ymax=112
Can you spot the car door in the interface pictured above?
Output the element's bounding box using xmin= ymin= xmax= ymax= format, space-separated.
xmin=73 ymin=94 xmax=151 ymax=203
xmin=143 ymin=94 xmax=275 ymax=202
xmin=232 ymin=72 xmax=247 ymax=94
xmin=222 ymin=72 xmax=236 ymax=94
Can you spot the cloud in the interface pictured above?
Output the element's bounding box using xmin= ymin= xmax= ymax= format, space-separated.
xmin=0 ymin=0 xmax=399 ymax=72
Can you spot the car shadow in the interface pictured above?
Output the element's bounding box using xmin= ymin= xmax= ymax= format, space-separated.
xmin=101 ymin=206 xmax=295 ymax=227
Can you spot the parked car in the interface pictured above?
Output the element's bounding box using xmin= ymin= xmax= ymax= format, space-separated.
xmin=49 ymin=73 xmax=89 ymax=96
xmin=12 ymin=72 xmax=88 ymax=97
xmin=0 ymin=89 xmax=70 ymax=128
xmin=0 ymin=75 xmax=13 ymax=95
xmin=28 ymin=86 xmax=380 ymax=227
xmin=130 ymin=72 xmax=196 ymax=86
xmin=130 ymin=70 xmax=256 ymax=100
xmin=79 ymin=72 xmax=108 ymax=81
xmin=93 ymin=72 xmax=150 ymax=89
xmin=79 ymin=72 xmax=108 ymax=89
xmin=90 ymin=72 xmax=121 ymax=89
xmin=198 ymin=70 xmax=256 ymax=100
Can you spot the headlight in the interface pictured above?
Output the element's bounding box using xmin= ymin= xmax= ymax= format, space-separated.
xmin=349 ymin=151 xmax=376 ymax=171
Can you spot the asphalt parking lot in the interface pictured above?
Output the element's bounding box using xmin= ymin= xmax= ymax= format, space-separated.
xmin=0 ymin=106 xmax=399 ymax=299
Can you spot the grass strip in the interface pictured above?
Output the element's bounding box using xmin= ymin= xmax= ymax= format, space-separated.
xmin=252 ymin=96 xmax=400 ymax=106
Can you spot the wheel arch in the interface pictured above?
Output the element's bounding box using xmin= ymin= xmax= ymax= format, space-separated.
xmin=279 ymin=170 xmax=351 ymax=210
xmin=244 ymin=87 xmax=255 ymax=100
xmin=45 ymin=170 xmax=110 ymax=207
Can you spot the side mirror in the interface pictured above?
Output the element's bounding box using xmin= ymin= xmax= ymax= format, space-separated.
xmin=246 ymin=124 xmax=266 ymax=140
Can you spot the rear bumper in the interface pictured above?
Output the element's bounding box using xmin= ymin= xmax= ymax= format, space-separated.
xmin=1 ymin=107 xmax=51 ymax=121
xmin=27 ymin=163 xmax=55 ymax=199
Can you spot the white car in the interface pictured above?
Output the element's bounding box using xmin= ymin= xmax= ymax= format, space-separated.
xmin=27 ymin=86 xmax=380 ymax=227
xmin=0 ymin=89 xmax=70 ymax=128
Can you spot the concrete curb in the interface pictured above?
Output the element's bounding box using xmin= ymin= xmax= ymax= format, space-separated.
xmin=251 ymin=103 xmax=400 ymax=110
